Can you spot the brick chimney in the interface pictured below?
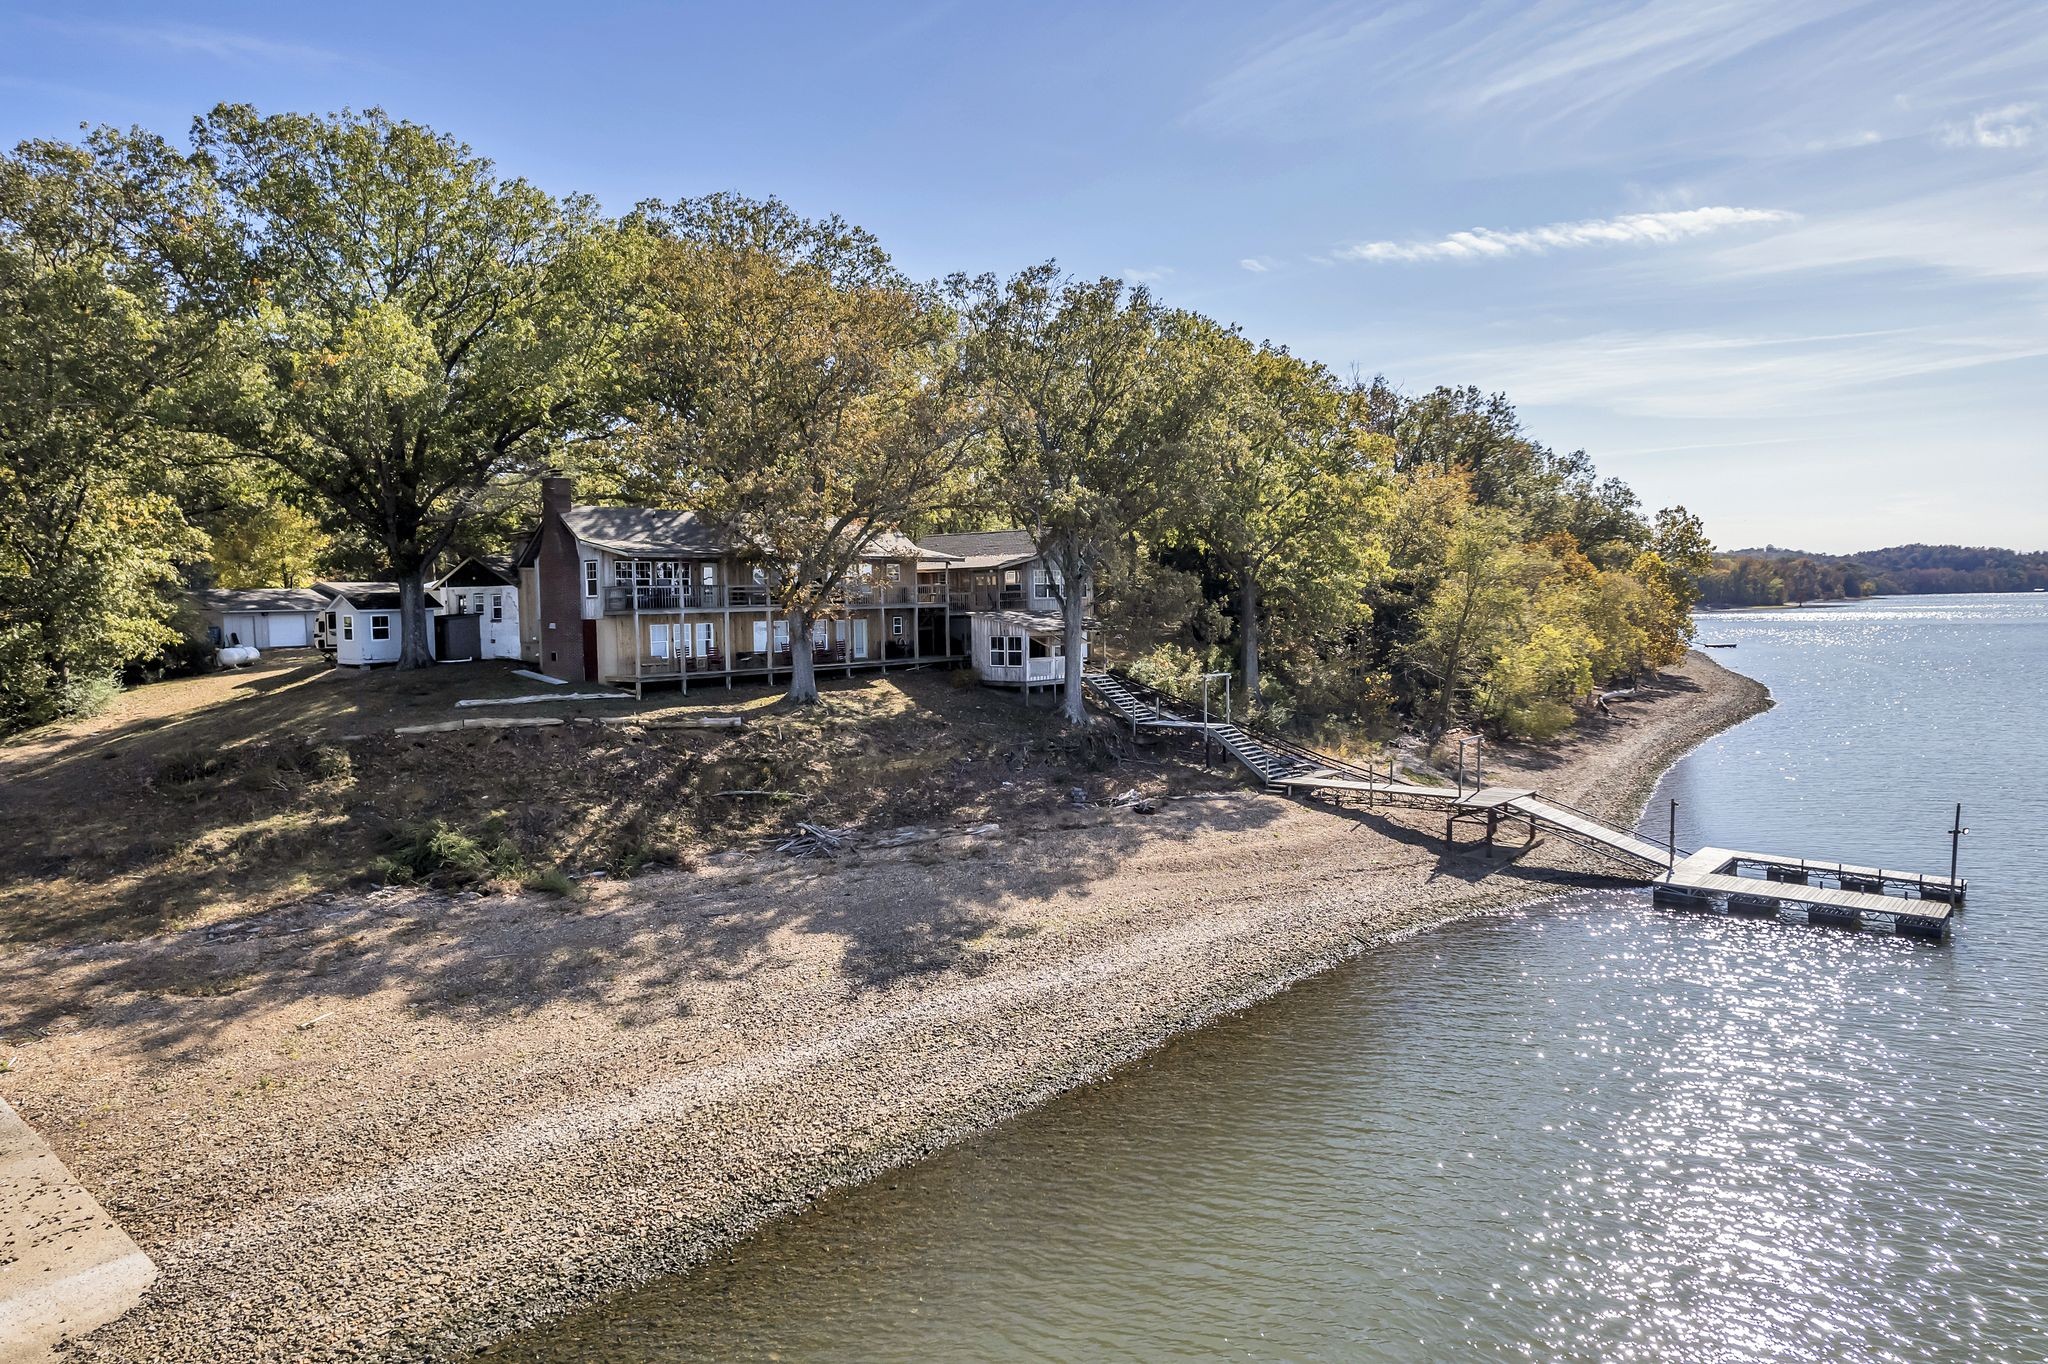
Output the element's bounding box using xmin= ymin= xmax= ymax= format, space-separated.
xmin=535 ymin=474 xmax=588 ymax=681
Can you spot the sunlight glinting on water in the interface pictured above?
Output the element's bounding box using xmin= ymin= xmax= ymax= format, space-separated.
xmin=497 ymin=595 xmax=2048 ymax=1363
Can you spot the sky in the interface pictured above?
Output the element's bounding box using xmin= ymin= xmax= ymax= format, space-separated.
xmin=4 ymin=1 xmax=2045 ymax=554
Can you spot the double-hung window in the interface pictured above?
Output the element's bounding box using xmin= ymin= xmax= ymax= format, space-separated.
xmin=341 ymin=615 xmax=354 ymax=641
xmin=988 ymin=635 xmax=1023 ymax=668
xmin=490 ymin=593 xmax=503 ymax=621
xmin=370 ymin=615 xmax=391 ymax=641
xmin=583 ymin=560 xmax=599 ymax=599
xmin=1033 ymin=568 xmax=1057 ymax=600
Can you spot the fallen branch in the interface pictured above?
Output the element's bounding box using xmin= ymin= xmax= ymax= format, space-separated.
xmin=394 ymin=717 xmax=564 ymax=735
xmin=715 ymin=788 xmax=790 ymax=799
xmin=455 ymin=692 xmax=629 ymax=708
xmin=778 ymin=822 xmax=852 ymax=857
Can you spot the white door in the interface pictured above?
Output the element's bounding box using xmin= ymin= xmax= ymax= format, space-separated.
xmin=852 ymin=619 xmax=869 ymax=659
xmin=267 ymin=614 xmax=309 ymax=648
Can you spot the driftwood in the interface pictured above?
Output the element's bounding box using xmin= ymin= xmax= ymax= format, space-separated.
xmin=394 ymin=716 xmax=564 ymax=735
xmin=455 ymin=692 xmax=628 ymax=708
xmin=778 ymin=822 xmax=852 ymax=857
xmin=630 ymin=714 xmax=746 ymax=730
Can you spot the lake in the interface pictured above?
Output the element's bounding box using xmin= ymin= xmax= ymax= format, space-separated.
xmin=498 ymin=594 xmax=2048 ymax=1363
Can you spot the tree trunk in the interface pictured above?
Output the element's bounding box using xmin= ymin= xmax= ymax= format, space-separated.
xmin=1239 ymin=564 xmax=1260 ymax=701
xmin=785 ymin=603 xmax=819 ymax=704
xmin=398 ymin=571 xmax=434 ymax=670
xmin=1059 ymin=563 xmax=1089 ymax=726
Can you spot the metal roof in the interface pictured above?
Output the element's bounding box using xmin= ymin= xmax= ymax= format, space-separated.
xmin=191 ymin=587 xmax=328 ymax=614
xmin=559 ymin=505 xmax=932 ymax=562
xmin=314 ymin=581 xmax=447 ymax=611
xmin=914 ymin=529 xmax=1039 ymax=571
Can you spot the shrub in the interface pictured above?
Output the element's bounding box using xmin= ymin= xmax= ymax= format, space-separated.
xmin=521 ymin=867 xmax=578 ymax=897
xmin=378 ymin=819 xmax=519 ymax=888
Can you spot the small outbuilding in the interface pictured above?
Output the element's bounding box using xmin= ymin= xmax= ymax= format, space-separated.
xmin=191 ymin=587 xmax=327 ymax=651
xmin=316 ymin=582 xmax=445 ymax=667
xmin=431 ymin=557 xmax=523 ymax=660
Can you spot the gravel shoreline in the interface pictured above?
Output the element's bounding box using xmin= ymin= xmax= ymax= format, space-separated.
xmin=2 ymin=652 xmax=1767 ymax=1361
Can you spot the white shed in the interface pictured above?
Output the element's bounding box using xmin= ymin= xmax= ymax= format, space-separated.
xmin=969 ymin=610 xmax=1082 ymax=690
xmin=318 ymin=582 xmax=444 ymax=667
xmin=430 ymin=557 xmax=523 ymax=661
xmin=191 ymin=587 xmax=327 ymax=651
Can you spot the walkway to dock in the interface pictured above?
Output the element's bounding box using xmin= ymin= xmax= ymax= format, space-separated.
xmin=1083 ymin=671 xmax=1963 ymax=942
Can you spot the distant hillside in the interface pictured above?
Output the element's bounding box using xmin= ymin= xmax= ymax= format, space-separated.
xmin=1698 ymin=543 xmax=2048 ymax=606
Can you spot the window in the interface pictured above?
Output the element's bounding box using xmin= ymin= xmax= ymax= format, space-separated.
xmin=583 ymin=561 xmax=598 ymax=598
xmin=774 ymin=619 xmax=791 ymax=652
xmin=649 ymin=624 xmax=672 ymax=659
xmin=454 ymin=592 xmax=467 ymax=613
xmin=701 ymin=563 xmax=717 ymax=587
xmin=698 ymin=622 xmax=715 ymax=658
xmin=891 ymin=615 xmax=905 ymax=637
xmin=341 ymin=615 xmax=354 ymax=641
xmin=490 ymin=593 xmax=503 ymax=622
xmin=988 ymin=635 xmax=1022 ymax=668
xmin=753 ymin=620 xmax=770 ymax=654
xmin=370 ymin=615 xmax=391 ymax=641
xmin=886 ymin=562 xmax=901 ymax=582
xmin=1033 ymin=568 xmax=1057 ymax=599
xmin=812 ymin=620 xmax=830 ymax=650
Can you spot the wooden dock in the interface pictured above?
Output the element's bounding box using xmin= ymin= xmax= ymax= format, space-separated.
xmin=1083 ymin=670 xmax=1967 ymax=945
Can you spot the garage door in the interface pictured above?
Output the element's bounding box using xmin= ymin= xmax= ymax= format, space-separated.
xmin=267 ymin=614 xmax=309 ymax=648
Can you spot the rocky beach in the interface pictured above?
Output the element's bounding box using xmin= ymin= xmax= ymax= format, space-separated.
xmin=0 ymin=652 xmax=1767 ymax=1361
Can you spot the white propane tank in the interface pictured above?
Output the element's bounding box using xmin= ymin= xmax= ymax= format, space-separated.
xmin=216 ymin=645 xmax=261 ymax=668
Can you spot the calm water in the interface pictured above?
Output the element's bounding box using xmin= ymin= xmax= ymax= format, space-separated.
xmin=502 ymin=595 xmax=2048 ymax=1363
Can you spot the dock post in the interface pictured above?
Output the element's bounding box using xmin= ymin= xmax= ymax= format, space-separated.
xmin=1949 ymin=803 xmax=1967 ymax=896
xmin=1668 ymin=799 xmax=1678 ymax=873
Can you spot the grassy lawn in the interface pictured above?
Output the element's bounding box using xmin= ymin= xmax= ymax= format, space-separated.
xmin=1 ymin=655 xmax=1212 ymax=949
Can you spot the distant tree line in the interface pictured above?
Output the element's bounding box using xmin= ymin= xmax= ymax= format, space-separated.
xmin=1698 ymin=544 xmax=2048 ymax=606
xmin=5 ymin=105 xmax=1709 ymax=742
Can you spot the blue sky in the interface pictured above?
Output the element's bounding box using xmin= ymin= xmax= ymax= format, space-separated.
xmin=5 ymin=1 xmax=2045 ymax=552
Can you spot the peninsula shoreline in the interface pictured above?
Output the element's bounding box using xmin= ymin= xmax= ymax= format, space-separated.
xmin=6 ymin=651 xmax=1769 ymax=1361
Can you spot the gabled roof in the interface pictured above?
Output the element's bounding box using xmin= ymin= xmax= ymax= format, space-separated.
xmin=315 ymin=581 xmax=446 ymax=611
xmin=915 ymin=529 xmax=1039 ymax=571
xmin=561 ymin=505 xmax=728 ymax=558
xmin=191 ymin=587 xmax=328 ymax=614
xmin=434 ymin=555 xmax=518 ymax=588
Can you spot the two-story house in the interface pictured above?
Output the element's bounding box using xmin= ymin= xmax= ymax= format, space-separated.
xmin=517 ymin=476 xmax=965 ymax=694
xmin=915 ymin=530 xmax=1089 ymax=693
xmin=514 ymin=478 xmax=1090 ymax=697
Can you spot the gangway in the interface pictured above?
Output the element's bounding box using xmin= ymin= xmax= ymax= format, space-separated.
xmin=1083 ymin=669 xmax=1963 ymax=943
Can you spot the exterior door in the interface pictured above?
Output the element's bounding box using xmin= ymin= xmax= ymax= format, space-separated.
xmin=581 ymin=619 xmax=598 ymax=681
xmin=852 ymin=619 xmax=869 ymax=659
xmin=268 ymin=614 xmax=309 ymax=648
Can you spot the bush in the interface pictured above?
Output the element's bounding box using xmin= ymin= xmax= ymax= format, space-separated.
xmin=378 ymin=819 xmax=519 ymax=888
xmin=1499 ymin=699 xmax=1577 ymax=742
xmin=521 ymin=867 xmax=578 ymax=897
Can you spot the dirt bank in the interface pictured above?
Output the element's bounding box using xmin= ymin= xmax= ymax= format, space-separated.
xmin=0 ymin=653 xmax=1767 ymax=1361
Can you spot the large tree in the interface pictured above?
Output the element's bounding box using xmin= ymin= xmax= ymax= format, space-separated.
xmin=193 ymin=105 xmax=619 ymax=666
xmin=1188 ymin=334 xmax=1391 ymax=698
xmin=0 ymin=133 xmax=224 ymax=731
xmin=952 ymin=265 xmax=1222 ymax=724
xmin=611 ymin=194 xmax=973 ymax=704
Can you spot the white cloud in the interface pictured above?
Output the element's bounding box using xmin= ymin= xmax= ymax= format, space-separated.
xmin=1941 ymin=102 xmax=2039 ymax=149
xmin=1336 ymin=206 xmax=1797 ymax=264
xmin=1122 ymin=266 xmax=1173 ymax=284
xmin=1418 ymin=325 xmax=2048 ymax=419
xmin=1238 ymin=256 xmax=1275 ymax=273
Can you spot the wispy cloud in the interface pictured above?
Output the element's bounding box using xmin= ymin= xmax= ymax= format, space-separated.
xmin=30 ymin=17 xmax=348 ymax=67
xmin=1941 ymin=102 xmax=2039 ymax=149
xmin=1420 ymin=325 xmax=2048 ymax=418
xmin=1238 ymin=256 xmax=1276 ymax=273
xmin=1122 ymin=265 xmax=1173 ymax=284
xmin=1336 ymin=206 xmax=1797 ymax=265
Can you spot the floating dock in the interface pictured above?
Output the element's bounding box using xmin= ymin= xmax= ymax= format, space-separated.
xmin=1084 ymin=671 xmax=1966 ymax=945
